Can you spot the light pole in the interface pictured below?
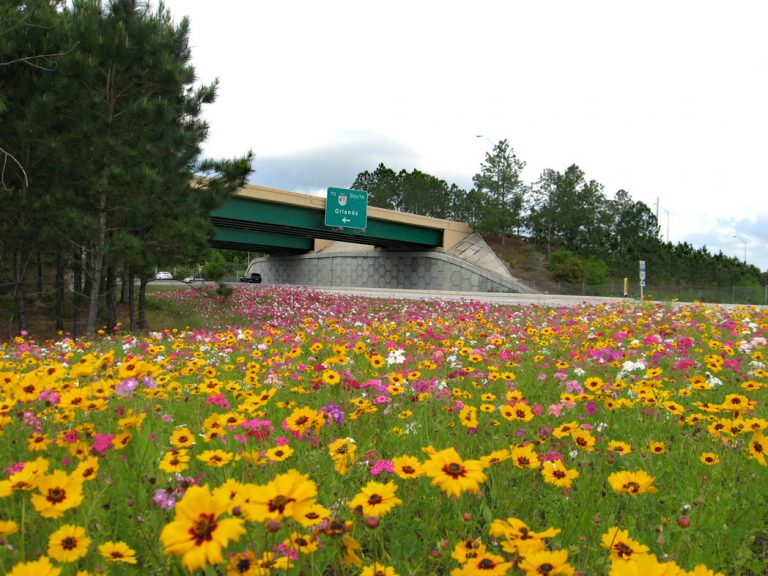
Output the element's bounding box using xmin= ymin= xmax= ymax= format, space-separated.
xmin=733 ymin=235 xmax=747 ymax=264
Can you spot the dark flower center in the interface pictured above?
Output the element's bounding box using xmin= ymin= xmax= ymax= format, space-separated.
xmin=443 ymin=462 xmax=465 ymax=478
xmin=62 ymin=536 xmax=78 ymax=550
xmin=553 ymin=470 xmax=566 ymax=479
xmin=538 ymin=563 xmax=554 ymax=574
xmin=368 ymin=494 xmax=383 ymax=505
xmin=269 ymin=494 xmax=295 ymax=514
xmin=402 ymin=465 xmax=415 ymax=474
xmin=190 ymin=513 xmax=217 ymax=545
xmin=47 ymin=487 xmax=66 ymax=504
xmin=478 ymin=558 xmax=496 ymax=569
xmin=623 ymin=481 xmax=640 ymax=493
xmin=615 ymin=542 xmax=633 ymax=557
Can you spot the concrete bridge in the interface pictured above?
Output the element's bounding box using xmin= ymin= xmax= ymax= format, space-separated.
xmin=210 ymin=185 xmax=533 ymax=293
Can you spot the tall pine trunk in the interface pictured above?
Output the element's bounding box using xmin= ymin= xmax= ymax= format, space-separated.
xmin=86 ymin=192 xmax=107 ymax=333
xmin=105 ymin=265 xmax=116 ymax=330
xmin=55 ymin=251 xmax=65 ymax=332
xmin=13 ymin=242 xmax=27 ymax=335
xmin=138 ymin=277 xmax=148 ymax=329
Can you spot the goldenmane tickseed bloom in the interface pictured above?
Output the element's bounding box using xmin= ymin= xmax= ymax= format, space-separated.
xmin=0 ymin=456 xmax=49 ymax=496
xmin=451 ymin=538 xmax=486 ymax=563
xmin=748 ymin=431 xmax=766 ymax=465
xmin=241 ymin=469 xmax=318 ymax=523
xmin=170 ymin=427 xmax=196 ymax=448
xmin=700 ymin=452 xmax=720 ymax=465
xmin=6 ymin=556 xmax=61 ymax=576
xmin=284 ymin=406 xmax=324 ymax=437
xmin=607 ymin=441 xmax=633 ymax=455
xmin=197 ymin=449 xmax=235 ymax=467
xmin=348 ymin=480 xmax=402 ymax=517
xmin=511 ymin=444 xmax=541 ymax=469
xmin=361 ymin=563 xmax=400 ymax=576
xmin=31 ymin=470 xmax=84 ymax=518
xmin=608 ymin=470 xmax=658 ymax=495
xmin=607 ymin=552 xmax=682 ymax=575
xmin=328 ymin=437 xmax=357 ymax=475
xmin=490 ymin=516 xmax=560 ymax=555
xmin=519 ymin=549 xmax=575 ymax=576
xmin=601 ymin=526 xmax=649 ymax=561
xmin=0 ymin=519 xmax=19 ymax=536
xmin=48 ymin=524 xmax=91 ymax=562
xmin=541 ymin=461 xmax=579 ymax=488
xmin=98 ymin=540 xmax=138 ymax=564
xmin=341 ymin=534 xmax=364 ymax=567
xmin=454 ymin=551 xmax=513 ymax=575
xmin=571 ymin=429 xmax=596 ymax=451
xmin=649 ymin=442 xmax=667 ymax=455
xmin=422 ymin=447 xmax=488 ymax=497
xmin=391 ymin=454 xmax=425 ymax=479
xmin=160 ymin=484 xmax=244 ymax=571
xmin=159 ymin=449 xmax=191 ymax=473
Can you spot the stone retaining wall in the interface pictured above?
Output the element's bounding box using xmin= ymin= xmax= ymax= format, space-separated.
xmin=246 ymin=250 xmax=532 ymax=293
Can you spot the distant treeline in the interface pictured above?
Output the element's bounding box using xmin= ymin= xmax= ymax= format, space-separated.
xmin=352 ymin=151 xmax=766 ymax=288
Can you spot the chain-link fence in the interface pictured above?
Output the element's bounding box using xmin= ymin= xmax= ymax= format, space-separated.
xmin=521 ymin=279 xmax=768 ymax=305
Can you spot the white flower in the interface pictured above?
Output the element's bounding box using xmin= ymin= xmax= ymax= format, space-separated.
xmin=386 ymin=349 xmax=406 ymax=365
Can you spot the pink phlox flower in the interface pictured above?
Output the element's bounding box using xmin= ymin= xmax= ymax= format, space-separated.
xmin=370 ymin=459 xmax=395 ymax=477
xmin=62 ymin=429 xmax=79 ymax=444
xmin=91 ymin=433 xmax=115 ymax=455
xmin=115 ymin=378 xmax=138 ymax=398
xmin=541 ymin=451 xmax=564 ymax=463
xmin=206 ymin=394 xmax=230 ymax=409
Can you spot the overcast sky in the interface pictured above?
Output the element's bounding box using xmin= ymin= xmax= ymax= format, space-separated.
xmin=159 ymin=0 xmax=768 ymax=272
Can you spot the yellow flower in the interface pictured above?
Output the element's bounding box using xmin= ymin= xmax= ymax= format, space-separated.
xmin=196 ymin=449 xmax=235 ymax=467
xmin=31 ymin=470 xmax=84 ymax=518
xmin=170 ymin=427 xmax=196 ymax=448
xmin=511 ymin=444 xmax=541 ymax=469
xmin=541 ymin=461 xmax=579 ymax=488
xmin=608 ymin=552 xmax=682 ymax=575
xmin=361 ymin=563 xmax=400 ymax=576
xmin=391 ymin=455 xmax=425 ymax=479
xmin=98 ymin=540 xmax=138 ymax=564
xmin=6 ymin=556 xmax=61 ymax=576
xmin=700 ymin=452 xmax=720 ymax=465
xmin=0 ymin=519 xmax=19 ymax=536
xmin=422 ymin=447 xmax=487 ymax=497
xmin=455 ymin=551 xmax=513 ymax=575
xmin=748 ymin=431 xmax=766 ymax=466
xmin=341 ymin=534 xmax=363 ymax=567
xmin=48 ymin=524 xmax=91 ymax=563
xmin=241 ymin=469 xmax=318 ymax=523
xmin=348 ymin=480 xmax=402 ymax=517
xmin=519 ymin=549 xmax=575 ymax=575
xmin=159 ymin=449 xmax=191 ymax=473
xmin=265 ymin=445 xmax=294 ymax=462
xmin=160 ymin=484 xmax=244 ymax=571
xmin=601 ymin=526 xmax=650 ymax=561
xmin=607 ymin=470 xmax=658 ymax=495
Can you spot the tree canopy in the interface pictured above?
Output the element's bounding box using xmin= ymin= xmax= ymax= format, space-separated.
xmin=0 ymin=0 xmax=252 ymax=335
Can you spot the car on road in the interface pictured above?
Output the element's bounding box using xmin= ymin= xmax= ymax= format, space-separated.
xmin=154 ymin=271 xmax=173 ymax=280
xmin=183 ymin=275 xmax=204 ymax=283
xmin=239 ymin=272 xmax=262 ymax=284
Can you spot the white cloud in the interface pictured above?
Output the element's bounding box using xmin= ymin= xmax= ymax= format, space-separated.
xmin=158 ymin=0 xmax=768 ymax=271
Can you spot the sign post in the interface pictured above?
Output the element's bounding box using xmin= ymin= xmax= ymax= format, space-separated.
xmin=639 ymin=260 xmax=646 ymax=301
xmin=325 ymin=187 xmax=368 ymax=230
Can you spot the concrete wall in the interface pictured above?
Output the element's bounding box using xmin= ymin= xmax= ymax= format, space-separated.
xmin=246 ymin=250 xmax=532 ymax=293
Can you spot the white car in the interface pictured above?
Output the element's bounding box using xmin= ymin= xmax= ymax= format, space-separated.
xmin=154 ymin=271 xmax=173 ymax=280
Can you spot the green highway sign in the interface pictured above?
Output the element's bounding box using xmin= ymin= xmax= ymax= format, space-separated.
xmin=325 ymin=187 xmax=368 ymax=229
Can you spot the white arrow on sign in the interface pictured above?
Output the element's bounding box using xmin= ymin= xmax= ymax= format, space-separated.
xmin=342 ymin=217 xmax=350 ymax=224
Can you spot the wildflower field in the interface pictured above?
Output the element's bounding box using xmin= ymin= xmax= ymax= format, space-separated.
xmin=1 ymin=286 xmax=766 ymax=576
